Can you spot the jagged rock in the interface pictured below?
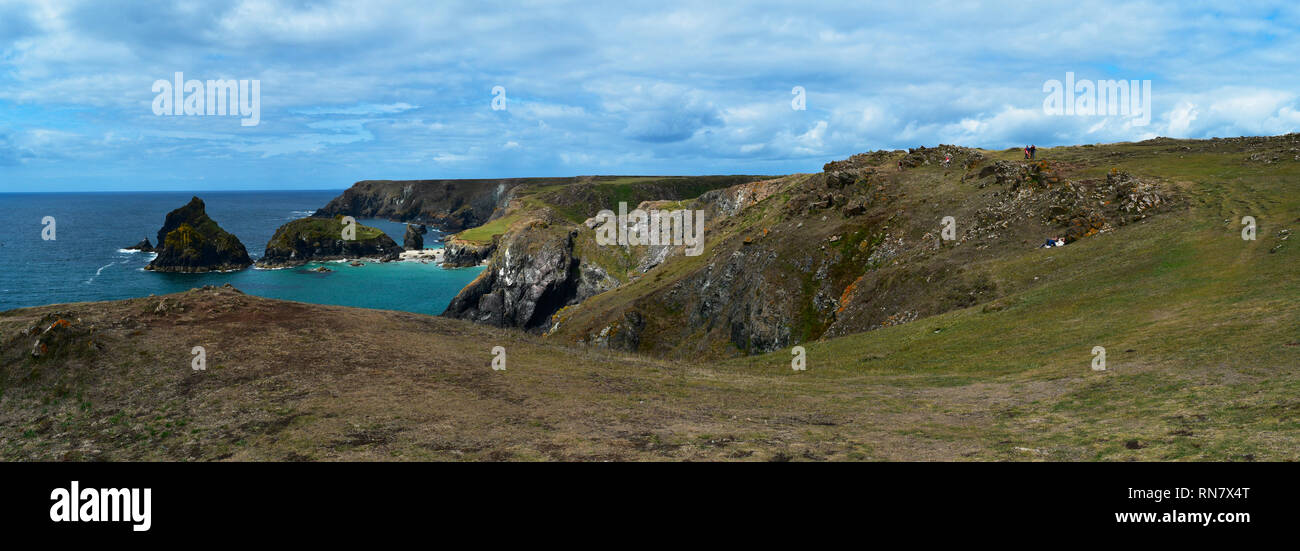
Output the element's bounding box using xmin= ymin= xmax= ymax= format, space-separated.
xmin=1107 ymin=170 xmax=1164 ymax=215
xmin=443 ymin=229 xmax=582 ymax=329
xmin=403 ymin=223 xmax=427 ymax=250
xmin=842 ymin=199 xmax=867 ymax=217
xmin=901 ymin=144 xmax=985 ymax=170
xmin=256 ymin=216 xmax=403 ymax=268
xmin=823 ymin=150 xmax=900 ymax=172
xmin=442 ymin=236 xmax=496 ymax=267
xmin=145 ymin=197 xmax=252 ymax=273
xmin=124 ymin=238 xmax=154 ymax=252
xmin=24 ymin=312 xmax=96 ymax=360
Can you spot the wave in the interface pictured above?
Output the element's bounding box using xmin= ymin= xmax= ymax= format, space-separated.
xmin=85 ymin=262 xmax=114 ymax=284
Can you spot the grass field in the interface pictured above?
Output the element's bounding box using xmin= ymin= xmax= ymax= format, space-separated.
xmin=453 ymin=213 xmax=521 ymax=245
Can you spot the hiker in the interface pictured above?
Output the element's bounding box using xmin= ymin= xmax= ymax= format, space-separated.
xmin=1030 ymin=144 xmax=1037 ymax=159
xmin=1024 ymin=145 xmax=1030 ymax=160
xmin=942 ymin=153 xmax=952 ymax=168
xmin=898 ymin=159 xmax=904 ymax=171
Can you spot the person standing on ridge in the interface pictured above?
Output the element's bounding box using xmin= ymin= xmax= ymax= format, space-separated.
xmin=1024 ymin=145 xmax=1030 ymax=160
xmin=1030 ymin=144 xmax=1037 ymax=159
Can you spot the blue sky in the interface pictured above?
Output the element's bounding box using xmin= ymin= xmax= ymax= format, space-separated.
xmin=2 ymin=1 xmax=1299 ymax=191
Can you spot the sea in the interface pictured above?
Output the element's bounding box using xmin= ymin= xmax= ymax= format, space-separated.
xmin=0 ymin=191 xmax=485 ymax=314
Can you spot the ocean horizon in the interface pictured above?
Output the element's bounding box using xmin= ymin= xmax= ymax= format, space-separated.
xmin=0 ymin=190 xmax=484 ymax=314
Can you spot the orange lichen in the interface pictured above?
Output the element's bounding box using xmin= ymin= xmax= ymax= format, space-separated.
xmin=837 ymin=275 xmax=864 ymax=313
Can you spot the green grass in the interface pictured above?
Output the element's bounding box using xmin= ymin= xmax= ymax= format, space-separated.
xmin=455 ymin=213 xmax=520 ymax=244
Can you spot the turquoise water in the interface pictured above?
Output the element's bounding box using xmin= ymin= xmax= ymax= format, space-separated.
xmin=0 ymin=191 xmax=483 ymax=315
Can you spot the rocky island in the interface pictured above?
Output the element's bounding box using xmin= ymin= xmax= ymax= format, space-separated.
xmin=257 ymin=216 xmax=403 ymax=268
xmin=145 ymin=197 xmax=252 ymax=273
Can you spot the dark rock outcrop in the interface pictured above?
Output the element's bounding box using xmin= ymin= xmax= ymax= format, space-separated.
xmin=124 ymin=238 xmax=154 ymax=252
xmin=145 ymin=197 xmax=252 ymax=273
xmin=443 ymin=229 xmax=582 ymax=329
xmin=403 ymin=223 xmax=427 ymax=250
xmin=441 ymin=236 xmax=496 ymax=267
xmin=256 ymin=216 xmax=403 ymax=268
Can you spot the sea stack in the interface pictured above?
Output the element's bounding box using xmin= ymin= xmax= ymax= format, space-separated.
xmin=403 ymin=223 xmax=427 ymax=250
xmin=257 ymin=216 xmax=403 ymax=268
xmin=145 ymin=197 xmax=252 ymax=273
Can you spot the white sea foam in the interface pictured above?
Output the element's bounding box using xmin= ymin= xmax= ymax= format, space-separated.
xmin=86 ymin=262 xmax=115 ymax=284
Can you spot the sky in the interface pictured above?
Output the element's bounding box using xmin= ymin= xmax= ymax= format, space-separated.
xmin=1 ymin=0 xmax=1299 ymax=191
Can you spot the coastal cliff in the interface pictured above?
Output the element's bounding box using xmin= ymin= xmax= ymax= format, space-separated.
xmin=311 ymin=175 xmax=766 ymax=332
xmin=312 ymin=178 xmax=564 ymax=231
xmin=435 ymin=176 xmax=763 ymax=330
xmin=145 ymin=197 xmax=252 ymax=273
xmin=441 ymin=236 xmax=495 ymax=267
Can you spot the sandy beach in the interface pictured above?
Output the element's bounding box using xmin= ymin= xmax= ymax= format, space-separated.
xmin=399 ymin=248 xmax=445 ymax=263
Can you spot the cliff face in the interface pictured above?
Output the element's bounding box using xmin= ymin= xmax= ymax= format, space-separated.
xmin=313 ymin=178 xmax=567 ymax=231
xmin=257 ymin=217 xmax=402 ymax=268
xmin=441 ymin=236 xmax=495 ymax=267
xmin=145 ymin=197 xmax=252 ymax=273
xmin=436 ymin=178 xmax=770 ymax=330
xmin=443 ymin=224 xmax=578 ymax=328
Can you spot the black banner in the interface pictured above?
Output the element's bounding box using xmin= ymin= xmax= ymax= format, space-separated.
xmin=0 ymin=462 xmax=1286 ymax=539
